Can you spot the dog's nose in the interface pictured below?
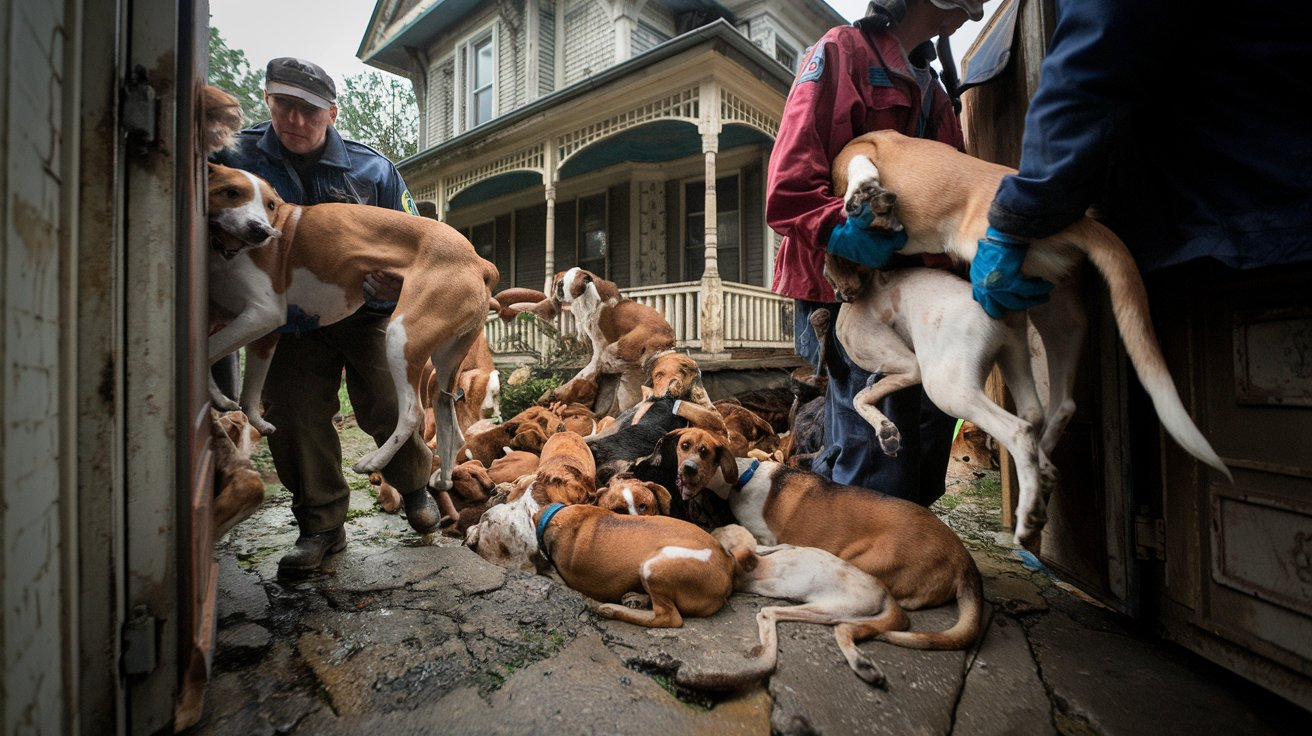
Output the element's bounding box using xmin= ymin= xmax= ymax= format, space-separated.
xmin=242 ymin=222 xmax=279 ymax=245
xmin=681 ymin=459 xmax=698 ymax=476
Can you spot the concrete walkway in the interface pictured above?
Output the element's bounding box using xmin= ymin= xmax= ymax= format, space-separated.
xmin=188 ymin=481 xmax=1311 ymax=735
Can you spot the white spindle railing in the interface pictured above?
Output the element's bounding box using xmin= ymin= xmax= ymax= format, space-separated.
xmin=484 ymin=280 xmax=794 ymax=357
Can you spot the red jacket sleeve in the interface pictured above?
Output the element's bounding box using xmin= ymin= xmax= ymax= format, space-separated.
xmin=766 ymin=33 xmax=855 ymax=255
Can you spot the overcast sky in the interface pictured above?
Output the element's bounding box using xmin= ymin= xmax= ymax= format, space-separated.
xmin=208 ymin=0 xmax=998 ymax=88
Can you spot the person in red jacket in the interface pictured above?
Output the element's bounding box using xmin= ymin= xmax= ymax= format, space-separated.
xmin=767 ymin=0 xmax=988 ymax=506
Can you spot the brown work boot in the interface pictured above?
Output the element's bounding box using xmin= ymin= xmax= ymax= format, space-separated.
xmin=277 ymin=527 xmax=347 ymax=578
xmin=402 ymin=487 xmax=440 ymax=534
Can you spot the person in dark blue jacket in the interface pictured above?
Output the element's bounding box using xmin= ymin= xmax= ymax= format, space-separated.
xmin=211 ymin=57 xmax=438 ymax=577
xmin=972 ymin=0 xmax=1312 ymax=316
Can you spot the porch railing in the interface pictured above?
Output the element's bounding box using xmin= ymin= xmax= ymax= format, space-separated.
xmin=484 ymin=279 xmax=794 ymax=359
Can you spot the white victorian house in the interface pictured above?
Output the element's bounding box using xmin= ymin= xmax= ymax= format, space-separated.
xmin=359 ymin=0 xmax=845 ymax=361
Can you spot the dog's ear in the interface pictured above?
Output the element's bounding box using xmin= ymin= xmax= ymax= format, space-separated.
xmin=719 ymin=445 xmax=739 ymax=487
xmin=646 ymin=482 xmax=672 ymax=516
xmin=510 ymin=426 xmax=548 ymax=454
xmin=640 ymin=430 xmax=682 ymax=468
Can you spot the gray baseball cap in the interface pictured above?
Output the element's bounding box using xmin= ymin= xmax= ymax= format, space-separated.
xmin=929 ymin=0 xmax=986 ymax=22
xmin=265 ymin=57 xmax=337 ymax=109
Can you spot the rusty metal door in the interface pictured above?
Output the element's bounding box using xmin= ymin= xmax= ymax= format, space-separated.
xmin=1149 ymin=263 xmax=1312 ymax=709
xmin=122 ymin=0 xmax=213 ymax=731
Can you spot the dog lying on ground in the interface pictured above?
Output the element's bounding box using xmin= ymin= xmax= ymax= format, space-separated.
xmin=829 ymin=130 xmax=1231 ymax=544
xmin=587 ymin=395 xmax=728 ymax=487
xmin=644 ymin=350 xmax=714 ymax=408
xmin=533 ymin=502 xmax=738 ymax=630
xmin=205 ymin=162 xmax=498 ymax=496
xmin=465 ymin=473 xmax=667 ymax=572
xmin=448 ymin=426 xmax=594 ymax=541
xmin=671 ymin=427 xmax=984 ymax=650
xmin=712 ymin=524 xmax=905 ymax=687
xmin=590 ymin=473 xmax=671 ymax=516
xmin=487 ymin=449 xmax=540 ymax=484
xmin=549 ymin=401 xmax=598 ymax=436
xmin=454 ymin=405 xmax=562 ymax=467
xmin=540 ymin=268 xmax=676 ymax=416
xmin=532 ymin=430 xmax=597 ymax=506
xmin=211 ymin=409 xmax=266 ymax=539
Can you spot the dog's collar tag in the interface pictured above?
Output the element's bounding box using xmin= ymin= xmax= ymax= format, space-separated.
xmin=733 ymin=460 xmax=761 ymax=492
xmin=535 ymin=502 xmax=567 ymax=565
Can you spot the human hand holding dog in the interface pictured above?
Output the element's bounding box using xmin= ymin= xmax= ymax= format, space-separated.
xmin=825 ymin=201 xmax=908 ymax=270
xmin=970 ymin=228 xmax=1054 ymax=319
xmin=364 ymin=270 xmax=404 ymax=302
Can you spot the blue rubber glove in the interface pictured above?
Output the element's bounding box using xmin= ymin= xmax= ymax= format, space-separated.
xmin=970 ymin=227 xmax=1055 ymax=319
xmin=825 ymin=202 xmax=908 ymax=270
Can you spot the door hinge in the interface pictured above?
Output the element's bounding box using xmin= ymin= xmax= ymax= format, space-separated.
xmin=121 ymin=605 xmax=158 ymax=676
xmin=1134 ymin=505 xmax=1166 ymax=561
xmin=122 ymin=65 xmax=158 ymax=155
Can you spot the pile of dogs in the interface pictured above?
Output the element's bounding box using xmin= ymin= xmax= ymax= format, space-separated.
xmin=416 ymin=328 xmax=984 ymax=691
xmin=200 ymin=83 xmax=1232 ymax=690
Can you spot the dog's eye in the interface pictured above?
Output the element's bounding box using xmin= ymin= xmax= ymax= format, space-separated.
xmin=638 ymin=503 xmax=648 ymax=512
xmin=223 ymin=188 xmax=238 ymax=199
xmin=266 ymin=200 xmax=275 ymax=211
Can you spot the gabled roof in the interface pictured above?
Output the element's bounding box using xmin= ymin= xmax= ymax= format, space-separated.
xmin=360 ymin=0 xmax=746 ymax=74
xmin=395 ymin=18 xmax=794 ymax=171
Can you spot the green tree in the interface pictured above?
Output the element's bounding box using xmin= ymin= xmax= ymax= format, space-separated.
xmin=207 ymin=25 xmax=265 ymax=127
xmin=336 ymin=71 xmax=418 ymax=163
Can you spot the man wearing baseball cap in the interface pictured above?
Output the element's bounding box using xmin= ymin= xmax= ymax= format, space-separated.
xmin=211 ymin=56 xmax=435 ymax=577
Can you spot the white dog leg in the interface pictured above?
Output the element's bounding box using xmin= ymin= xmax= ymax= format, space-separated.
xmin=1027 ymin=284 xmax=1087 ymax=456
xmin=208 ymin=372 xmax=240 ymax=412
xmin=352 ymin=317 xmax=423 ymax=474
xmin=239 ymin=338 xmax=279 ymax=436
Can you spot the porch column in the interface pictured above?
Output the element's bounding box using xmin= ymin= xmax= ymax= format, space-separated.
xmin=436 ymin=178 xmax=447 ymax=220
xmin=543 ymin=140 xmax=558 ymax=292
xmin=697 ymin=81 xmax=728 ymax=359
xmin=544 ymin=184 xmax=556 ymax=292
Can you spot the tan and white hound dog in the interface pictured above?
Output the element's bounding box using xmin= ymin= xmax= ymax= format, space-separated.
xmin=205 ymin=163 xmax=498 ymax=492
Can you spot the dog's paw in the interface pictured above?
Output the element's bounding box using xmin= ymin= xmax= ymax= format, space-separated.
xmin=846 ymin=178 xmax=903 ymax=232
xmin=252 ymin=418 xmax=277 ymax=436
xmin=852 ymin=655 xmax=888 ymax=688
xmin=1014 ymin=522 xmax=1044 ymax=554
xmin=877 ymin=421 xmax=902 ymax=457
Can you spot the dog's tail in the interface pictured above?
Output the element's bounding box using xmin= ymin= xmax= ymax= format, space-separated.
xmin=1057 ymin=219 xmax=1231 ymax=481
xmin=878 ymin=562 xmax=983 ymax=650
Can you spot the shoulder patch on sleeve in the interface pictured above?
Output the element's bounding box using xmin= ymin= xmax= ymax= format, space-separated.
xmin=796 ymin=43 xmax=826 ymax=85
xmin=401 ymin=189 xmax=419 ymax=216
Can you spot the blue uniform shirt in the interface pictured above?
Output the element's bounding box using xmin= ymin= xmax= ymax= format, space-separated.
xmin=211 ymin=121 xmax=420 ymax=327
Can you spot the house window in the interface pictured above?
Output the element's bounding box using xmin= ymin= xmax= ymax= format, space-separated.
xmin=684 ymin=175 xmax=741 ymax=281
xmin=578 ymin=193 xmax=607 ymax=276
xmin=632 ymin=21 xmax=670 ymax=55
xmin=469 ymin=34 xmax=495 ymax=127
xmin=775 ymin=38 xmax=798 ymax=71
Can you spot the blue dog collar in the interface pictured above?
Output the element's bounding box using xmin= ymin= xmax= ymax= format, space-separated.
xmin=733 ymin=459 xmax=761 ymax=492
xmin=535 ymin=502 xmax=567 ymax=565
